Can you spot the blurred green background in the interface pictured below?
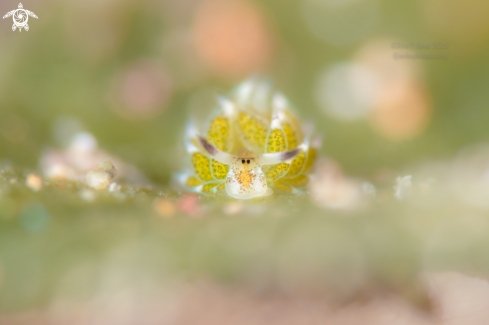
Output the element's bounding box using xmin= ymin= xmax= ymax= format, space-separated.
xmin=1 ymin=0 xmax=489 ymax=320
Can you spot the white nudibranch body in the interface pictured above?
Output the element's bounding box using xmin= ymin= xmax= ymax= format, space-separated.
xmin=176 ymin=78 xmax=320 ymax=199
xmin=223 ymin=155 xmax=268 ymax=199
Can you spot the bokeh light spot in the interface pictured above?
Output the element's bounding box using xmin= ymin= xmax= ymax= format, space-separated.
xmin=316 ymin=63 xmax=381 ymax=120
xmin=192 ymin=0 xmax=273 ymax=80
xmin=369 ymin=80 xmax=431 ymax=140
xmin=110 ymin=61 xmax=173 ymax=120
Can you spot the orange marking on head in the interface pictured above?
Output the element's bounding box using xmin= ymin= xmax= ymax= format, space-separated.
xmin=237 ymin=161 xmax=253 ymax=189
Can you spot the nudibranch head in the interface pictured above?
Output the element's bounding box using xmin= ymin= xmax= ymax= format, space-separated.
xmin=226 ymin=156 xmax=266 ymax=200
xmin=176 ymin=78 xmax=320 ymax=199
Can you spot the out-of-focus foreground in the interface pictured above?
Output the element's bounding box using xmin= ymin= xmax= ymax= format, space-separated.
xmin=1 ymin=0 xmax=489 ymax=323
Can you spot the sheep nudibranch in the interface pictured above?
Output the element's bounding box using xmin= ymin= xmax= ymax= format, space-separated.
xmin=176 ymin=78 xmax=320 ymax=199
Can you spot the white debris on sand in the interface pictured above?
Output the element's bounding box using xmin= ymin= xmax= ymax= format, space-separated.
xmin=79 ymin=189 xmax=96 ymax=202
xmin=108 ymin=182 xmax=121 ymax=192
xmin=394 ymin=175 xmax=412 ymax=200
xmin=26 ymin=173 xmax=43 ymax=192
xmin=86 ymin=159 xmax=117 ymax=190
xmin=309 ymin=159 xmax=362 ymax=210
xmin=40 ymin=130 xmax=148 ymax=184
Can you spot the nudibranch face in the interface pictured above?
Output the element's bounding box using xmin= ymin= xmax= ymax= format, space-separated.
xmin=226 ymin=157 xmax=266 ymax=199
xmin=176 ymin=78 xmax=320 ymax=199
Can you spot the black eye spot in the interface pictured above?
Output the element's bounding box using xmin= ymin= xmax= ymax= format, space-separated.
xmin=247 ymin=159 xmax=250 ymax=164
xmin=242 ymin=159 xmax=245 ymax=164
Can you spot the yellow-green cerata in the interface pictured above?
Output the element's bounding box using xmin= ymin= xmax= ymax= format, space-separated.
xmin=176 ymin=78 xmax=320 ymax=200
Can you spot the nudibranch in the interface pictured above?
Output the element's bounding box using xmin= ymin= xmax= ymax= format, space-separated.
xmin=176 ymin=78 xmax=320 ymax=199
